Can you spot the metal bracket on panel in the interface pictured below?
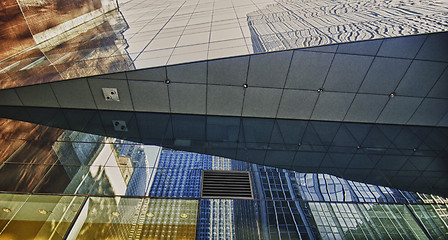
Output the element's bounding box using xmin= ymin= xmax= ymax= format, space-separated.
xmin=102 ymin=88 xmax=120 ymax=101
xmin=112 ymin=120 xmax=128 ymax=132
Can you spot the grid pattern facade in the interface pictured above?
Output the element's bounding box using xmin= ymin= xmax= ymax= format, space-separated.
xmin=149 ymin=149 xmax=212 ymax=198
xmin=0 ymin=0 xmax=448 ymax=238
xmin=0 ymin=132 xmax=447 ymax=239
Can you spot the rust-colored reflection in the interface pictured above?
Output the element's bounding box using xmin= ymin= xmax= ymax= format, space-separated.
xmin=6 ymin=140 xmax=60 ymax=164
xmin=0 ymin=118 xmax=64 ymax=165
xmin=0 ymin=118 xmax=63 ymax=143
xmin=33 ymin=164 xmax=72 ymax=193
xmin=75 ymin=198 xmax=198 ymax=240
xmin=0 ymin=0 xmax=35 ymax=61
xmin=0 ymin=164 xmax=54 ymax=192
xmin=18 ymin=0 xmax=103 ymax=35
xmin=0 ymin=48 xmax=63 ymax=89
xmin=48 ymin=13 xmax=133 ymax=80
xmin=0 ymin=0 xmax=133 ymax=90
xmin=0 ymin=139 xmax=25 ymax=165
xmin=0 ymin=118 xmax=64 ymax=192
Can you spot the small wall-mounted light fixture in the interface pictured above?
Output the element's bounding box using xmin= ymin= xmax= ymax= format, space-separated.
xmin=317 ymin=88 xmax=324 ymax=93
xmin=243 ymin=83 xmax=248 ymax=88
xmin=113 ymin=120 xmax=128 ymax=132
xmin=165 ymin=79 xmax=171 ymax=84
xmin=389 ymin=92 xmax=396 ymax=98
xmin=102 ymin=88 xmax=120 ymax=101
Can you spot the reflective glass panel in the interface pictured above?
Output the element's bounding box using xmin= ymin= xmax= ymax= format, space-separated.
xmin=0 ymin=194 xmax=84 ymax=240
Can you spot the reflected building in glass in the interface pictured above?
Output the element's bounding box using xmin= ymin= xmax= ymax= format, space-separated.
xmin=113 ymin=139 xmax=149 ymax=196
xmin=149 ymin=149 xmax=211 ymax=198
xmin=0 ymin=0 xmax=448 ymax=238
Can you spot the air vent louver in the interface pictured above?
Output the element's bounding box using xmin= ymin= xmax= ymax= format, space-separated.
xmin=201 ymin=171 xmax=253 ymax=199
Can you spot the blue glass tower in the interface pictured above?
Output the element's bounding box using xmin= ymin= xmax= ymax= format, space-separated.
xmin=149 ymin=149 xmax=212 ymax=198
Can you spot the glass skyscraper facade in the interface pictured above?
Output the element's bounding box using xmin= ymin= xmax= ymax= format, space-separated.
xmin=0 ymin=120 xmax=448 ymax=239
xmin=149 ymin=149 xmax=211 ymax=198
xmin=1 ymin=0 xmax=448 ymax=238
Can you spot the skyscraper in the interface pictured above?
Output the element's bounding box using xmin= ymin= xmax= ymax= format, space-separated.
xmin=0 ymin=0 xmax=447 ymax=238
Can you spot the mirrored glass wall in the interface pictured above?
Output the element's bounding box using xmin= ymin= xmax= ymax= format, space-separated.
xmin=0 ymin=117 xmax=447 ymax=239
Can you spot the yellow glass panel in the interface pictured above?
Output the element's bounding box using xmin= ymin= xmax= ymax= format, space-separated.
xmin=0 ymin=195 xmax=85 ymax=240
xmin=73 ymin=197 xmax=198 ymax=240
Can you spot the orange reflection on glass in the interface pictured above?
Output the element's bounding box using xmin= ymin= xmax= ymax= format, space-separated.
xmin=0 ymin=0 xmax=133 ymax=90
xmin=0 ymin=0 xmax=35 ymax=61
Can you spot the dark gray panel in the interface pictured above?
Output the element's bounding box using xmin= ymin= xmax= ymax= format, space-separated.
xmin=348 ymin=154 xmax=376 ymax=169
xmin=0 ymin=89 xmax=22 ymax=106
xmin=396 ymin=61 xmax=447 ymax=97
xmin=438 ymin=112 xmax=448 ymax=127
xmin=247 ymin=51 xmax=293 ymax=88
xmin=323 ymin=54 xmax=374 ymax=92
xmin=359 ymin=57 xmax=411 ymax=95
xmin=136 ymin=112 xmax=170 ymax=143
xmin=242 ymin=118 xmax=274 ymax=143
xmin=51 ymin=79 xmax=96 ymax=109
xmin=265 ymin=150 xmax=295 ymax=169
xmin=206 ymin=116 xmax=240 ymax=142
xmin=416 ymin=32 xmax=448 ymax=62
xmin=277 ymin=119 xmax=307 ymax=145
xmin=336 ymin=39 xmax=382 ymax=55
xmin=26 ymin=107 xmax=69 ymax=130
xmin=328 ymin=152 xmax=353 ymax=169
xmin=63 ymin=109 xmax=98 ymax=132
xmin=293 ymin=151 xmax=325 ymax=169
xmin=15 ymin=84 xmax=59 ymax=108
xmin=126 ymin=67 xmax=166 ymax=81
xmin=208 ymin=56 xmax=249 ymax=86
xmin=168 ymin=82 xmax=206 ymax=114
xmin=207 ymin=85 xmax=244 ymax=116
xmin=345 ymin=94 xmax=389 ymax=122
xmin=312 ymin=92 xmax=355 ymax=121
xmin=171 ymin=114 xmax=206 ymax=141
xmin=242 ymin=87 xmax=282 ymax=117
xmin=302 ymin=45 xmax=338 ymax=53
xmin=277 ymin=90 xmax=318 ymax=119
xmin=362 ymin=126 xmax=392 ymax=149
xmin=310 ymin=121 xmax=340 ymax=146
xmin=377 ymin=96 xmax=422 ymax=124
xmin=409 ymin=98 xmax=448 ymax=126
xmin=129 ymin=81 xmax=169 ymax=112
xmin=167 ymin=62 xmax=207 ymax=83
xmin=377 ymin=34 xmax=426 ymax=59
xmin=428 ymin=68 xmax=448 ymax=99
xmin=285 ymin=50 xmax=334 ymax=90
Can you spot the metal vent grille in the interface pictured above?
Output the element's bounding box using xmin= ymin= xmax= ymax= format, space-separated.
xmin=201 ymin=170 xmax=253 ymax=199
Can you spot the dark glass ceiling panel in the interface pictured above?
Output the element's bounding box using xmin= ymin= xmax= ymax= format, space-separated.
xmin=0 ymin=106 xmax=447 ymax=196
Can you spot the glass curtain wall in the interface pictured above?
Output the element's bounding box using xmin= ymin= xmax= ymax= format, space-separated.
xmin=1 ymin=118 xmax=447 ymax=239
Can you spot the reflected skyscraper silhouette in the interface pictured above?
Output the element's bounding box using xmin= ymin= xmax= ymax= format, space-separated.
xmin=0 ymin=0 xmax=447 ymax=238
